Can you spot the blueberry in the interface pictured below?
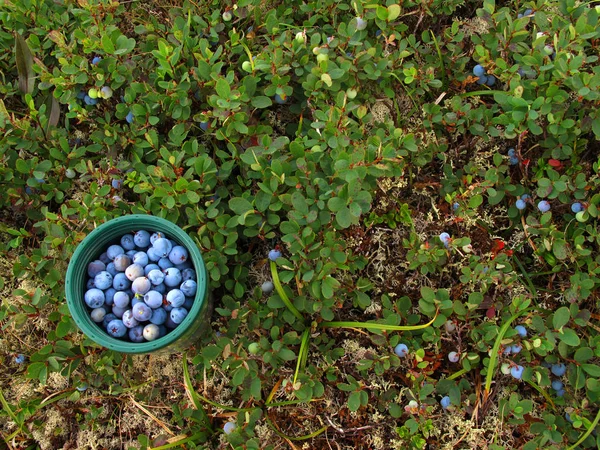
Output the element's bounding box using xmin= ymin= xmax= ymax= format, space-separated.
xmin=122 ymin=310 xmax=139 ymax=328
xmin=440 ymin=396 xmax=451 ymax=410
xmin=394 ymin=343 xmax=409 ymax=357
xmin=153 ymin=283 xmax=166 ymax=295
xmin=503 ymin=346 xmax=512 ymax=355
xmin=94 ymin=271 xmax=113 ymax=290
xmin=149 ymin=307 xmax=168 ymax=325
xmin=439 ymin=232 xmax=451 ymax=248
xmin=132 ymin=277 xmax=152 ymax=295
xmin=165 ymin=315 xmax=178 ymax=329
xmin=516 ymin=199 xmax=526 ymax=210
xmin=274 ymin=94 xmax=288 ymax=104
xmin=521 ymin=193 xmax=530 ymax=201
xmin=183 ymin=296 xmax=194 ymax=310
xmin=180 ymin=280 xmax=197 ymax=297
xmin=134 ymin=230 xmax=151 ymax=248
xmin=514 ymin=325 xmax=527 ymax=337
xmin=524 ymin=8 xmax=533 ymax=16
xmin=153 ymin=238 xmax=173 ymax=258
xmin=113 ymin=291 xmax=130 ymax=309
xmin=355 ymin=16 xmax=367 ymax=31
xmin=473 ymin=65 xmax=486 ymax=77
xmin=199 ymin=121 xmax=209 ymax=131
xmin=452 ymin=202 xmax=460 ymax=211
xmin=510 ymin=365 xmax=524 ymax=380
xmin=105 ymin=262 xmax=118 ymax=276
xmin=268 ymin=249 xmax=282 ymax=261
xmin=107 ymin=245 xmax=125 ymax=260
xmin=102 ymin=313 xmax=118 ymax=328
xmin=170 ymin=307 xmax=188 ymax=324
xmin=448 ymin=351 xmax=460 ymax=363
xmin=90 ymin=308 xmax=106 ymax=323
xmin=175 ymin=261 xmax=193 ymax=271
xmin=76 ymin=383 xmax=88 ymax=392
xmin=511 ymin=344 xmax=522 ymax=354
xmin=182 ymin=268 xmax=196 ymax=282
xmin=476 ymin=75 xmax=488 ymax=85
xmin=133 ymin=252 xmax=149 ymax=267
xmin=126 ymin=111 xmax=134 ymax=124
xmin=84 ymin=288 xmax=105 ymax=308
xmin=87 ymin=260 xmax=106 ymax=278
xmin=166 ymin=289 xmax=186 ymax=308
xmin=113 ymin=272 xmax=131 ymax=290
xmin=144 ymin=263 xmax=160 ymax=276
xmin=157 ymin=257 xmax=174 ymax=270
xmin=129 ymin=325 xmax=145 ymax=343
xmin=14 ymin=354 xmax=26 ymax=364
xmin=84 ymin=95 xmax=98 ymax=105
xmin=147 ymin=247 xmax=161 ymax=262
xmin=143 ymin=323 xmax=160 ymax=341
xmin=106 ymin=319 xmax=127 ymax=338
xmin=104 ymin=288 xmax=117 ymax=306
xmin=113 ymin=254 xmax=132 ymax=272
xmin=132 ymin=302 xmax=152 ymax=321
xmin=163 ymin=267 xmax=182 ymax=287
xmin=168 ymin=246 xmax=189 ymax=264
xmin=126 ymin=249 xmax=137 ymax=258
xmin=147 ymin=269 xmax=165 ymax=285
xmin=76 ymin=90 xmax=87 ymax=100
xmin=538 ymin=200 xmax=551 ymax=213
xmin=91 ymin=56 xmax=102 ymax=65
xmin=150 ymin=232 xmax=165 ymax=245
xmin=551 ymin=380 xmax=564 ymax=391
xmin=99 ymin=252 xmax=110 ymax=264
xmin=261 ymin=281 xmax=274 ymax=294
xmin=509 ymin=155 xmax=520 ymax=165
xmin=551 ymin=363 xmax=566 ymax=376
xmin=565 ymin=412 xmax=572 ymax=423
xmin=571 ymin=202 xmax=583 ymax=213
xmin=125 ymin=264 xmax=145 ymax=281
xmin=555 ymin=388 xmax=565 ymax=397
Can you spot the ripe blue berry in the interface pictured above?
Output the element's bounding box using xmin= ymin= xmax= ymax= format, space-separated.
xmin=168 ymin=246 xmax=189 ymax=264
xmin=129 ymin=325 xmax=145 ymax=342
xmin=112 ymin=179 xmax=122 ymax=189
xmin=516 ymin=199 xmax=526 ymax=210
xmin=126 ymin=111 xmax=134 ymax=124
xmin=511 ymin=344 xmax=522 ymax=354
xmin=223 ymin=422 xmax=237 ymax=435
xmin=143 ymin=290 xmax=163 ymax=309
xmin=87 ymin=260 xmax=106 ymax=278
xmin=150 ymin=308 xmax=168 ymax=325
xmin=132 ymin=302 xmax=152 ymax=321
xmin=125 ymin=264 xmax=145 ymax=281
xmin=113 ymin=291 xmax=130 ymax=309
xmin=394 ymin=343 xmax=409 ymax=357
xmin=106 ymin=319 xmax=127 ymax=338
xmin=439 ymin=232 xmax=451 ymax=248
xmin=514 ymin=325 xmax=527 ymax=337
xmin=158 ymin=257 xmax=174 ymax=270
xmin=170 ymin=307 xmax=188 ymax=324
xmin=521 ymin=193 xmax=530 ymax=201
xmin=90 ymin=308 xmax=106 ymax=323
xmin=440 ymin=396 xmax=451 ymax=410
xmin=14 ymin=354 xmax=26 ymax=364
xmin=122 ymin=310 xmax=139 ymax=328
xmin=153 ymin=238 xmax=173 ymax=258
xmin=166 ymin=289 xmax=186 ymax=308
xmin=132 ymin=277 xmax=152 ymax=295
xmin=448 ymin=351 xmax=460 ymax=363
xmin=510 ymin=365 xmax=524 ymax=379
xmin=180 ymin=280 xmax=197 ymax=297
xmin=113 ymin=272 xmax=131 ymax=290
xmin=274 ymin=94 xmax=288 ymax=104
xmin=84 ymin=289 xmax=105 ymax=308
xmin=571 ymin=202 xmax=583 ymax=213
xmin=107 ymin=245 xmax=125 ymax=260
xmin=538 ymin=200 xmax=551 ymax=213
xmin=113 ymin=254 xmax=132 ymax=272
xmin=163 ymin=267 xmax=182 ymax=287
xmin=485 ymin=75 xmax=496 ymax=86
xmin=551 ymin=363 xmax=567 ymax=376
xmin=476 ymin=75 xmax=488 ymax=85
xmin=91 ymin=56 xmax=102 ymax=65
xmin=134 ymin=230 xmax=151 ymax=248
xmin=551 ymin=380 xmax=564 ymax=391
xmin=473 ymin=65 xmax=485 ymax=77
xmin=268 ymin=249 xmax=282 ymax=261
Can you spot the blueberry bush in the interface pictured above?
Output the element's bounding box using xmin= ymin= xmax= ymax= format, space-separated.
xmin=1 ymin=0 xmax=600 ymax=448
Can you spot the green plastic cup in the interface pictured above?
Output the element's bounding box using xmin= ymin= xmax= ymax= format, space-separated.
xmin=66 ymin=215 xmax=210 ymax=354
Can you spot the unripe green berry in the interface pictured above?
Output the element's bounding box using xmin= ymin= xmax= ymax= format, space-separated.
xmin=248 ymin=342 xmax=260 ymax=354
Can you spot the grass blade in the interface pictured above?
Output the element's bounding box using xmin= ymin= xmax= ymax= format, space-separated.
xmin=319 ymin=311 xmax=438 ymax=332
xmin=270 ymin=261 xmax=305 ymax=322
xmin=567 ymin=407 xmax=600 ymax=450
xmin=265 ymin=414 xmax=328 ymax=441
xmin=182 ymin=353 xmax=212 ymax=431
xmin=293 ymin=328 xmax=311 ymax=384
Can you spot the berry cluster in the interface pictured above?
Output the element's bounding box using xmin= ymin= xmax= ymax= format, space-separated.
xmin=472 ymin=64 xmax=497 ymax=87
xmin=84 ymin=230 xmax=197 ymax=343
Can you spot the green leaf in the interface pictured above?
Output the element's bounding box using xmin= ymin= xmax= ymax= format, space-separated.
xmin=387 ymin=4 xmax=401 ymax=21
xmin=348 ymin=391 xmax=362 ymax=412
xmin=229 ymin=197 xmax=253 ymax=215
xmin=101 ymin=34 xmax=115 ymax=54
xmin=251 ymin=96 xmax=272 ymax=108
xmin=553 ymin=307 xmax=570 ymax=330
xmin=15 ymin=32 xmax=35 ymax=94
xmin=336 ymin=207 xmax=352 ymax=228
xmin=552 ymin=240 xmax=568 ymax=260
xmin=216 ymin=78 xmax=231 ymax=98
xmin=581 ymin=364 xmax=600 ymax=377
xmin=557 ymin=327 xmax=580 ymax=346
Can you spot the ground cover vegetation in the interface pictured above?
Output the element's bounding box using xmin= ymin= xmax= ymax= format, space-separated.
xmin=1 ymin=0 xmax=600 ymax=448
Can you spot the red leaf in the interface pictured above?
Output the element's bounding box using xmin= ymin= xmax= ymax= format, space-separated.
xmin=486 ymin=307 xmax=496 ymax=319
